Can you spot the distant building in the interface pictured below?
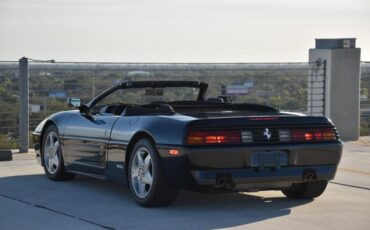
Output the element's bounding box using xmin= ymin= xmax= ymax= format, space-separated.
xmin=29 ymin=104 xmax=42 ymax=113
xmin=222 ymin=81 xmax=255 ymax=95
xmin=55 ymin=72 xmax=65 ymax=77
xmin=38 ymin=71 xmax=52 ymax=77
xmin=127 ymin=71 xmax=154 ymax=78
xmin=48 ymin=91 xmax=67 ymax=98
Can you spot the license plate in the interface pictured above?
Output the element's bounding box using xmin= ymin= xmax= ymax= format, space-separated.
xmin=251 ymin=151 xmax=288 ymax=168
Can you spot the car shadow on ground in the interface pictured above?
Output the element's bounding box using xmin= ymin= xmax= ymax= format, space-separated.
xmin=0 ymin=174 xmax=312 ymax=229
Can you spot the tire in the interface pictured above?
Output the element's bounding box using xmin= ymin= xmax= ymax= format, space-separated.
xmin=42 ymin=125 xmax=75 ymax=181
xmin=128 ymin=138 xmax=178 ymax=207
xmin=282 ymin=180 xmax=328 ymax=199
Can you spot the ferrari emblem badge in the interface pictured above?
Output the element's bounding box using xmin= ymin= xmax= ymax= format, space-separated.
xmin=263 ymin=128 xmax=272 ymax=140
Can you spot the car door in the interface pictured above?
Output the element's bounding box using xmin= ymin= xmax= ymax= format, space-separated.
xmin=63 ymin=112 xmax=120 ymax=176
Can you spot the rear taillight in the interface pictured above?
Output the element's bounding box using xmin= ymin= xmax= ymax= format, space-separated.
xmin=187 ymin=127 xmax=337 ymax=145
xmin=291 ymin=128 xmax=336 ymax=141
xmin=187 ymin=131 xmax=241 ymax=145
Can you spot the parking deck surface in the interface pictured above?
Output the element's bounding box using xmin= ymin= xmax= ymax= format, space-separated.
xmin=1 ymin=138 xmax=369 ymax=230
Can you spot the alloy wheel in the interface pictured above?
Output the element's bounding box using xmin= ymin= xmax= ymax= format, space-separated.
xmin=43 ymin=131 xmax=60 ymax=174
xmin=130 ymin=147 xmax=154 ymax=198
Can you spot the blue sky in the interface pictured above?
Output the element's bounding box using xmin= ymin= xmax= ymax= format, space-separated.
xmin=0 ymin=0 xmax=369 ymax=62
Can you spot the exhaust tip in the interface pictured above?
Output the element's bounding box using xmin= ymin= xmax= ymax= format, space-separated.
xmin=303 ymin=169 xmax=318 ymax=181
xmin=216 ymin=174 xmax=235 ymax=190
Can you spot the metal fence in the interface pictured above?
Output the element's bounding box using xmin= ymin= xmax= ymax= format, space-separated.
xmin=360 ymin=62 xmax=370 ymax=135
xmin=0 ymin=59 xmax=327 ymax=150
xmin=361 ymin=62 xmax=370 ymax=109
xmin=0 ymin=61 xmax=19 ymax=149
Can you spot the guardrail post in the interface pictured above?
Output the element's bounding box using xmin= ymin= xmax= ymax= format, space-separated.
xmin=19 ymin=57 xmax=29 ymax=153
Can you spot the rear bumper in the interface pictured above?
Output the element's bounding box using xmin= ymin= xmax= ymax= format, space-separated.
xmin=158 ymin=141 xmax=342 ymax=188
xmin=192 ymin=165 xmax=337 ymax=185
xmin=159 ymin=141 xmax=342 ymax=168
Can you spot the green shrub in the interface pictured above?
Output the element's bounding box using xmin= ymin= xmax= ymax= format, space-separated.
xmin=360 ymin=120 xmax=370 ymax=136
xmin=0 ymin=134 xmax=18 ymax=149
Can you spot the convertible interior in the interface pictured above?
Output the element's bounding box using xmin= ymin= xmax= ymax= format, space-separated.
xmin=92 ymin=100 xmax=279 ymax=118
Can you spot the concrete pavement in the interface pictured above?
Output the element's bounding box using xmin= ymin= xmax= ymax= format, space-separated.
xmin=0 ymin=139 xmax=369 ymax=230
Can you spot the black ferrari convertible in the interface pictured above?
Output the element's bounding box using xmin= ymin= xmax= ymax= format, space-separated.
xmin=33 ymin=81 xmax=342 ymax=207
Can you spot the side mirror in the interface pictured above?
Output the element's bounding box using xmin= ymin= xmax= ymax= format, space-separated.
xmin=67 ymin=97 xmax=89 ymax=114
xmin=67 ymin=97 xmax=82 ymax=108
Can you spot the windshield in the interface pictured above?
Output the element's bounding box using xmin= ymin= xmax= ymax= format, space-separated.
xmin=95 ymin=87 xmax=200 ymax=107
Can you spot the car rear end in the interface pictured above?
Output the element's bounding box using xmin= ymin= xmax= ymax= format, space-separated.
xmin=159 ymin=115 xmax=342 ymax=192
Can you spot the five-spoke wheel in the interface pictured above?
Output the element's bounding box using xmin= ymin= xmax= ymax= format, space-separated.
xmin=43 ymin=131 xmax=60 ymax=174
xmin=128 ymin=138 xmax=178 ymax=207
xmin=42 ymin=125 xmax=75 ymax=181
xmin=130 ymin=147 xmax=153 ymax=198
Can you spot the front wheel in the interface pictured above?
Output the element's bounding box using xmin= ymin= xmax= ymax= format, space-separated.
xmin=282 ymin=180 xmax=328 ymax=199
xmin=128 ymin=138 xmax=178 ymax=207
xmin=42 ymin=125 xmax=75 ymax=181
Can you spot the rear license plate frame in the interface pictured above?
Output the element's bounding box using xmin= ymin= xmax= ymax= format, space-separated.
xmin=250 ymin=150 xmax=289 ymax=168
